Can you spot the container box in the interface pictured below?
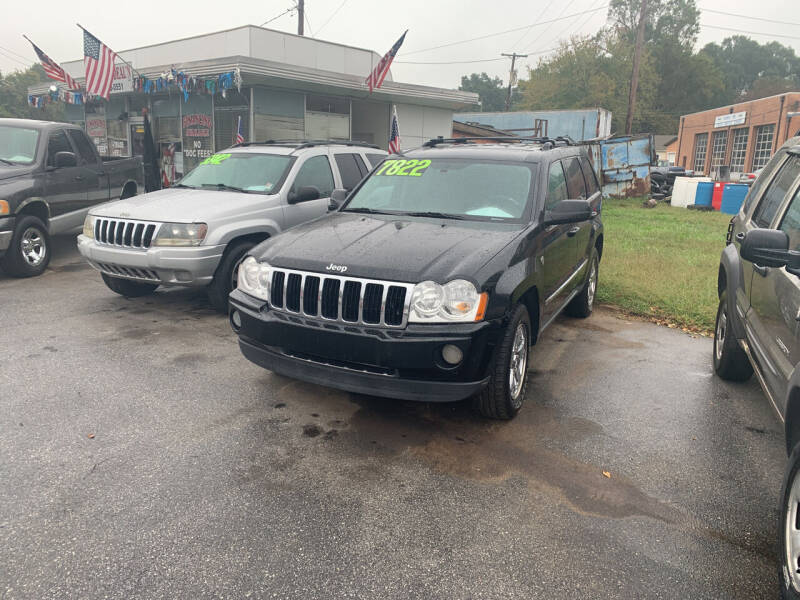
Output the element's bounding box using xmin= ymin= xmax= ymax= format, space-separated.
xmin=721 ymin=184 xmax=749 ymax=215
xmin=712 ymin=182 xmax=725 ymax=211
xmin=672 ymin=177 xmax=712 ymax=208
xmin=695 ymin=182 xmax=713 ymax=207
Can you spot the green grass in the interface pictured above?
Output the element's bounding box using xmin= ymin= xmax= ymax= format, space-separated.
xmin=595 ymin=199 xmax=733 ymax=333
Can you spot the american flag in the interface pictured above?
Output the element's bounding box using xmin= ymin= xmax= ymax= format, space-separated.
xmin=83 ymin=30 xmax=117 ymax=99
xmin=235 ymin=115 xmax=244 ymax=144
xmin=27 ymin=40 xmax=80 ymax=91
xmin=388 ymin=106 xmax=401 ymax=154
xmin=366 ymin=31 xmax=407 ymax=93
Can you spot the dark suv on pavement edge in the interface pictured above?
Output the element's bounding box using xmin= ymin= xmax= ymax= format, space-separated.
xmin=229 ymin=137 xmax=604 ymax=419
xmin=714 ymin=136 xmax=800 ymax=598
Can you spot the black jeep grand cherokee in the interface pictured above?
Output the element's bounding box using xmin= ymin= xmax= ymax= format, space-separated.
xmin=229 ymin=137 xmax=603 ymax=419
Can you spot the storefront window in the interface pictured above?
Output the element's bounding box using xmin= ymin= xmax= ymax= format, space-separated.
xmin=253 ymin=87 xmax=304 ymax=141
xmin=729 ymin=128 xmax=749 ymax=172
xmin=693 ymin=133 xmax=708 ymax=172
xmin=214 ymin=88 xmax=249 ymax=150
xmin=105 ymin=96 xmax=128 ymax=157
xmin=710 ymin=130 xmax=728 ymax=172
xmin=152 ymin=96 xmax=182 ymax=184
xmin=753 ymin=124 xmax=776 ymax=171
xmin=305 ymin=93 xmax=350 ymax=140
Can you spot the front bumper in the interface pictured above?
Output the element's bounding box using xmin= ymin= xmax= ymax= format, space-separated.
xmin=76 ymin=234 xmax=225 ymax=286
xmin=0 ymin=216 xmax=15 ymax=256
xmin=229 ymin=289 xmax=502 ymax=403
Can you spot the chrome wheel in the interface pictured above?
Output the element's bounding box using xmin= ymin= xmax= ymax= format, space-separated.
xmin=786 ymin=469 xmax=800 ymax=592
xmin=20 ymin=227 xmax=46 ymax=266
xmin=715 ymin=305 xmax=727 ymax=363
xmin=587 ymin=259 xmax=597 ymax=308
xmin=508 ymin=323 xmax=528 ymax=402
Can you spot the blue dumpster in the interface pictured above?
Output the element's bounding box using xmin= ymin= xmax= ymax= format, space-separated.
xmin=721 ymin=184 xmax=749 ymax=215
xmin=695 ymin=182 xmax=713 ymax=207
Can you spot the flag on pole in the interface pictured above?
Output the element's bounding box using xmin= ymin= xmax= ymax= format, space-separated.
xmin=26 ymin=38 xmax=80 ymax=91
xmin=83 ymin=29 xmax=117 ymax=99
xmin=366 ymin=31 xmax=407 ymax=93
xmin=234 ymin=115 xmax=245 ymax=144
xmin=388 ymin=106 xmax=401 ymax=154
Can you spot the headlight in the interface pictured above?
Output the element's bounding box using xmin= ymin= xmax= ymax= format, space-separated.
xmin=152 ymin=222 xmax=208 ymax=246
xmin=82 ymin=214 xmax=95 ymax=238
xmin=409 ymin=279 xmax=488 ymax=323
xmin=237 ymin=256 xmax=271 ymax=301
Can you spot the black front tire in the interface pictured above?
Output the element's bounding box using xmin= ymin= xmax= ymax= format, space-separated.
xmin=779 ymin=443 xmax=800 ymax=599
xmin=565 ymin=249 xmax=599 ymax=318
xmin=473 ymin=304 xmax=531 ymax=420
xmin=101 ymin=273 xmax=159 ymax=297
xmin=1 ymin=215 xmax=51 ymax=278
xmin=207 ymin=240 xmax=256 ymax=312
xmin=713 ymin=291 xmax=753 ymax=381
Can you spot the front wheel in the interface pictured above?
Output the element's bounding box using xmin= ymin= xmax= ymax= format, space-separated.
xmin=473 ymin=304 xmax=531 ymax=420
xmin=207 ymin=240 xmax=257 ymax=312
xmin=1 ymin=215 xmax=51 ymax=277
xmin=101 ymin=273 xmax=159 ymax=297
xmin=780 ymin=443 xmax=800 ymax=599
xmin=713 ymin=291 xmax=753 ymax=381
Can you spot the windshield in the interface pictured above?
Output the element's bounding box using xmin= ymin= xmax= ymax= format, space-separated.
xmin=179 ymin=152 xmax=295 ymax=194
xmin=344 ymin=158 xmax=535 ymax=221
xmin=0 ymin=126 xmax=39 ymax=165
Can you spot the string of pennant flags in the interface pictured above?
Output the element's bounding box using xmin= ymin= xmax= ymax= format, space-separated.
xmin=25 ymin=26 xmax=407 ymax=108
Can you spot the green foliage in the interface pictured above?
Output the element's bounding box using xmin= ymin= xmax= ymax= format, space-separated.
xmin=0 ymin=64 xmax=64 ymax=121
xmin=458 ymin=72 xmax=516 ymax=112
xmin=608 ymin=0 xmax=699 ymax=48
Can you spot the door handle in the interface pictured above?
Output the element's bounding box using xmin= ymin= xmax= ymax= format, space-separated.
xmin=567 ymin=226 xmax=580 ymax=237
xmin=753 ymin=264 xmax=769 ymax=277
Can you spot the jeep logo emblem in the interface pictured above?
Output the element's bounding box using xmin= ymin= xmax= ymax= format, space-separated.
xmin=326 ymin=263 xmax=348 ymax=273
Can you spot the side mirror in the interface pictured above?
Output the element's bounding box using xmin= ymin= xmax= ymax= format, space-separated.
xmin=740 ymin=228 xmax=800 ymax=269
xmin=54 ymin=151 xmax=77 ymax=168
xmin=288 ymin=185 xmax=321 ymax=204
xmin=543 ymin=199 xmax=593 ymax=226
xmin=329 ymin=188 xmax=348 ymax=211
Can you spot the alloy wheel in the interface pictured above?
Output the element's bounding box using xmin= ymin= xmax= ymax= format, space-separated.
xmin=21 ymin=227 xmax=46 ymax=266
xmin=508 ymin=322 xmax=528 ymax=403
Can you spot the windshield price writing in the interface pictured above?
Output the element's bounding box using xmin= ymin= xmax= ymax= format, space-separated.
xmin=375 ymin=159 xmax=431 ymax=177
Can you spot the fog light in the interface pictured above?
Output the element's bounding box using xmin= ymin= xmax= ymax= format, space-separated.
xmin=441 ymin=344 xmax=463 ymax=365
xmin=230 ymin=310 xmax=242 ymax=332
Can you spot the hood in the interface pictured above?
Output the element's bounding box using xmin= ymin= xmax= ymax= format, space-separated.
xmin=255 ymin=212 xmax=524 ymax=283
xmin=0 ymin=164 xmax=34 ymax=182
xmin=90 ymin=187 xmax=276 ymax=223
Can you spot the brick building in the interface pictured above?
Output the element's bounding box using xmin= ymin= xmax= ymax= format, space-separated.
xmin=676 ymin=92 xmax=800 ymax=175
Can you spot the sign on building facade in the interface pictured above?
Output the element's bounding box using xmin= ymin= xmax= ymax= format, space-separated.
xmin=714 ymin=111 xmax=747 ymax=128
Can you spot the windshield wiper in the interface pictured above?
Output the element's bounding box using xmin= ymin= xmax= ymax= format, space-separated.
xmin=173 ymin=183 xmax=196 ymax=189
xmin=342 ymin=207 xmax=391 ymax=215
xmin=201 ymin=183 xmax=252 ymax=193
xmin=399 ymin=211 xmax=466 ymax=220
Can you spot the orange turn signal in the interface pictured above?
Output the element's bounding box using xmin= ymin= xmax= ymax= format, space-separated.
xmin=0 ymin=200 xmax=8 ymax=215
xmin=474 ymin=292 xmax=489 ymax=321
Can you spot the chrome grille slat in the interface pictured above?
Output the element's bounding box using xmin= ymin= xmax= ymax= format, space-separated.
xmin=269 ymin=268 xmax=413 ymax=328
xmin=94 ymin=218 xmax=158 ymax=249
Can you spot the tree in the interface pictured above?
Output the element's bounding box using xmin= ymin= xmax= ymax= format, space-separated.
xmin=0 ymin=64 xmax=65 ymax=121
xmin=607 ymin=0 xmax=699 ymax=49
xmin=458 ymin=73 xmax=512 ymax=112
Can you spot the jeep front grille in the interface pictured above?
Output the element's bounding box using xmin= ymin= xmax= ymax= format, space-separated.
xmin=95 ymin=218 xmax=157 ymax=249
xmin=268 ymin=268 xmax=414 ymax=328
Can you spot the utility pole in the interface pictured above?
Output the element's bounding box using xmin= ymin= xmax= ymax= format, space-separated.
xmin=501 ymin=52 xmax=527 ymax=112
xmin=298 ymin=0 xmax=305 ymax=36
xmin=625 ymin=0 xmax=648 ymax=135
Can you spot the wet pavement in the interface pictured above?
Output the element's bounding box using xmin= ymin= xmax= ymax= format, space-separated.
xmin=0 ymin=237 xmax=787 ymax=599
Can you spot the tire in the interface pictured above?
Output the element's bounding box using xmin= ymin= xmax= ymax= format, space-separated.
xmin=1 ymin=215 xmax=51 ymax=278
xmin=207 ymin=240 xmax=256 ymax=312
xmin=101 ymin=273 xmax=159 ymax=297
xmin=713 ymin=291 xmax=753 ymax=381
xmin=565 ymin=250 xmax=599 ymax=318
xmin=779 ymin=443 xmax=800 ymax=599
xmin=473 ymin=304 xmax=531 ymax=420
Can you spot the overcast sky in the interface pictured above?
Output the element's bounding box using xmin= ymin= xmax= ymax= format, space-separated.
xmin=1 ymin=0 xmax=798 ymax=90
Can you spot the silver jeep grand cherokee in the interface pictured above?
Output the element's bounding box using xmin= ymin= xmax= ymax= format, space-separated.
xmin=77 ymin=140 xmax=386 ymax=310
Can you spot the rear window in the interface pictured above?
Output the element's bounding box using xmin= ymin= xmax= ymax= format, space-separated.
xmin=366 ymin=153 xmax=386 ymax=168
xmin=752 ymin=155 xmax=800 ymax=228
xmin=563 ymin=157 xmax=587 ymax=199
xmin=580 ymin=157 xmax=600 ymax=195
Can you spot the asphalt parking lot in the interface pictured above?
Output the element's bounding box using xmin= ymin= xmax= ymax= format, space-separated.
xmin=0 ymin=237 xmax=788 ymax=599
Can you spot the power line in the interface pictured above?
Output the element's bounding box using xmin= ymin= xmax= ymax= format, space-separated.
xmin=304 ymin=8 xmax=314 ymax=36
xmin=400 ymin=5 xmax=608 ymax=57
xmin=525 ymin=0 xmax=599 ymax=54
xmin=316 ymin=0 xmax=349 ymax=35
xmin=260 ymin=4 xmax=297 ymax=27
xmin=700 ymin=23 xmax=800 ymax=41
xmin=396 ymin=57 xmax=507 ymax=65
xmin=700 ymin=8 xmax=800 ymax=28
xmin=0 ymin=44 xmax=31 ymax=62
xmin=0 ymin=48 xmax=32 ymax=68
xmin=511 ymin=0 xmax=558 ymax=50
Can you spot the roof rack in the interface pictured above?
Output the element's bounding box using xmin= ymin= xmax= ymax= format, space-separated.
xmin=421 ymin=135 xmax=577 ymax=149
xmin=233 ymin=139 xmax=380 ymax=150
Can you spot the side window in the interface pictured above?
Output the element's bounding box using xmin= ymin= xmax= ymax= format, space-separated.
xmin=546 ymin=162 xmax=568 ymax=211
xmin=293 ymin=155 xmax=334 ymax=198
xmin=752 ymin=156 xmax=800 ymax=228
xmin=353 ymin=154 xmax=368 ymax=177
xmin=779 ymin=188 xmax=800 ymax=250
xmin=66 ymin=130 xmax=97 ymax=165
xmin=334 ymin=153 xmax=364 ymax=191
xmin=743 ymin=150 xmax=787 ymax=215
xmin=564 ymin=157 xmax=587 ymax=199
xmin=366 ymin=153 xmax=386 ymax=168
xmin=46 ymin=130 xmax=73 ymax=168
xmin=579 ymin=157 xmax=600 ymax=195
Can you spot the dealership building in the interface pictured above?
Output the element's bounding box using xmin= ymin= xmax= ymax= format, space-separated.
xmin=27 ymin=26 xmax=477 ymax=184
xmin=675 ymin=92 xmax=800 ymax=176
